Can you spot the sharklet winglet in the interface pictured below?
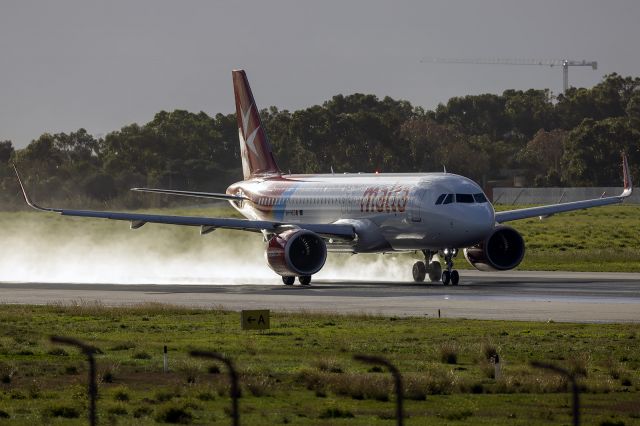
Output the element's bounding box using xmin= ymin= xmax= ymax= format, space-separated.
xmin=621 ymin=152 xmax=633 ymax=197
xmin=12 ymin=164 xmax=59 ymax=213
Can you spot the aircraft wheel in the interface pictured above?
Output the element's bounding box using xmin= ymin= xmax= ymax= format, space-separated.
xmin=428 ymin=261 xmax=442 ymax=282
xmin=412 ymin=261 xmax=426 ymax=282
xmin=282 ymin=276 xmax=295 ymax=286
xmin=298 ymin=275 xmax=312 ymax=286
xmin=451 ymin=270 xmax=459 ymax=286
xmin=442 ymin=270 xmax=451 ymax=285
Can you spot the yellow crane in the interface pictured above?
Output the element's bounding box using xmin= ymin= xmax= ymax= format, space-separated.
xmin=424 ymin=57 xmax=598 ymax=93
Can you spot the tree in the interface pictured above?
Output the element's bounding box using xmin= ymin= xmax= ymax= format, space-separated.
xmin=518 ymin=129 xmax=568 ymax=186
xmin=562 ymin=118 xmax=640 ymax=186
xmin=0 ymin=141 xmax=14 ymax=164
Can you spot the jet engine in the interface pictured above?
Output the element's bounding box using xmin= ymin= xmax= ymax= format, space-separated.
xmin=464 ymin=226 xmax=525 ymax=272
xmin=266 ymin=229 xmax=327 ymax=276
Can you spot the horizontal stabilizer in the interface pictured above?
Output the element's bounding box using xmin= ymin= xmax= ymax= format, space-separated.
xmin=131 ymin=187 xmax=247 ymax=201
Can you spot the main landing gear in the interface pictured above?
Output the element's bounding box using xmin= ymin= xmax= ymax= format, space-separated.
xmin=282 ymin=276 xmax=312 ymax=286
xmin=412 ymin=249 xmax=460 ymax=285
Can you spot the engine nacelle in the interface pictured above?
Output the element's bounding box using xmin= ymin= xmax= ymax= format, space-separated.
xmin=266 ymin=229 xmax=327 ymax=276
xmin=464 ymin=226 xmax=525 ymax=272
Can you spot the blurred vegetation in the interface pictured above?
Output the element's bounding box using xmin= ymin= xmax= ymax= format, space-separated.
xmin=1 ymin=73 xmax=639 ymax=209
xmin=0 ymin=304 xmax=637 ymax=424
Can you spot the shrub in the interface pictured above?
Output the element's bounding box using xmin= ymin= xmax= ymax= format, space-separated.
xmin=481 ymin=341 xmax=498 ymax=361
xmin=156 ymin=390 xmax=179 ymax=402
xmin=319 ymin=407 xmax=354 ymax=419
xmin=47 ymin=348 xmax=68 ymax=356
xmin=132 ymin=351 xmax=152 ymax=360
xmin=110 ymin=342 xmax=136 ymax=351
xmin=155 ymin=405 xmax=193 ymax=424
xmin=43 ymin=405 xmax=80 ymax=419
xmin=314 ymin=358 xmax=343 ymax=373
xmin=133 ymin=406 xmax=153 ymax=418
xmin=102 ymin=371 xmax=114 ymax=383
xmin=0 ymin=410 xmax=9 ymax=419
xmin=196 ymin=392 xmax=215 ymax=401
xmin=107 ymin=406 xmax=128 ymax=416
xmin=603 ymin=357 xmax=623 ymax=380
xmin=113 ymin=388 xmax=130 ymax=402
xmin=328 ymin=373 xmax=391 ymax=401
xmin=439 ymin=342 xmax=458 ymax=364
xmin=567 ymin=352 xmax=591 ymax=377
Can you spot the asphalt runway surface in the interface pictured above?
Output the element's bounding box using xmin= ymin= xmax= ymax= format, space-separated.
xmin=1 ymin=270 xmax=639 ymax=323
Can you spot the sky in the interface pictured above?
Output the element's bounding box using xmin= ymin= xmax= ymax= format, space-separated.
xmin=1 ymin=0 xmax=639 ymax=148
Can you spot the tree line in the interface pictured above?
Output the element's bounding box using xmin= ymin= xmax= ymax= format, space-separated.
xmin=1 ymin=73 xmax=639 ymax=209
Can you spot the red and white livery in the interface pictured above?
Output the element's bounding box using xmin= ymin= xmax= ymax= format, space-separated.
xmin=15 ymin=70 xmax=634 ymax=285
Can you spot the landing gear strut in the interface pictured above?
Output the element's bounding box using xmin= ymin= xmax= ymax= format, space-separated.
xmin=412 ymin=250 xmax=443 ymax=283
xmin=441 ymin=248 xmax=460 ymax=286
xmin=412 ymin=249 xmax=459 ymax=285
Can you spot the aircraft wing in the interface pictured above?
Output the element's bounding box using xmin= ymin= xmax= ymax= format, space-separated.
xmin=13 ymin=166 xmax=355 ymax=240
xmin=130 ymin=187 xmax=247 ymax=201
xmin=495 ymin=154 xmax=633 ymax=223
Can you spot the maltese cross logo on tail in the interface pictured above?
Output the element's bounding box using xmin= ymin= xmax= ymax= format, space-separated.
xmin=241 ymin=104 xmax=260 ymax=157
xmin=233 ymin=69 xmax=281 ymax=179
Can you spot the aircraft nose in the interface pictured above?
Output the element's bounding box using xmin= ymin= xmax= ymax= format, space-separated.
xmin=462 ymin=205 xmax=495 ymax=242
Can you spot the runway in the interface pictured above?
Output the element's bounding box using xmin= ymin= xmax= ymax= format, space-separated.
xmin=1 ymin=270 xmax=639 ymax=323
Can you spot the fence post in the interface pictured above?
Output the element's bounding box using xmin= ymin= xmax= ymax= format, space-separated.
xmin=190 ymin=350 xmax=240 ymax=426
xmin=530 ymin=361 xmax=580 ymax=426
xmin=354 ymin=354 xmax=404 ymax=426
xmin=50 ymin=336 xmax=100 ymax=426
xmin=163 ymin=345 xmax=169 ymax=373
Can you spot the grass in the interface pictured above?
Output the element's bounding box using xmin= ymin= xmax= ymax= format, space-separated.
xmin=493 ymin=204 xmax=640 ymax=272
xmin=0 ymin=304 xmax=638 ymax=424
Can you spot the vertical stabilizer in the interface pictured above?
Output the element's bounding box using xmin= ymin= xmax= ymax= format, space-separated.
xmin=233 ymin=70 xmax=281 ymax=179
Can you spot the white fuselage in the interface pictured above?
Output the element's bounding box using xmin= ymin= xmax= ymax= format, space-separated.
xmin=227 ymin=172 xmax=496 ymax=253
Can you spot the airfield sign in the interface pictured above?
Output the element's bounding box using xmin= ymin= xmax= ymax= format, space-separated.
xmin=241 ymin=310 xmax=270 ymax=330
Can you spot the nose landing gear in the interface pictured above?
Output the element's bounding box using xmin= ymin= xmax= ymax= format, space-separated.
xmin=412 ymin=249 xmax=459 ymax=285
xmin=441 ymin=248 xmax=460 ymax=285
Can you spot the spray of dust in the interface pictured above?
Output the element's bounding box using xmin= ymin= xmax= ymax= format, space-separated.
xmin=0 ymin=213 xmax=414 ymax=284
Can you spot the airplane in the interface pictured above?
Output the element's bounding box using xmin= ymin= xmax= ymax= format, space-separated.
xmin=14 ymin=69 xmax=634 ymax=286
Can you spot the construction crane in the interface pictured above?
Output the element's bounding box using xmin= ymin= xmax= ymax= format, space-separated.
xmin=424 ymin=58 xmax=598 ymax=93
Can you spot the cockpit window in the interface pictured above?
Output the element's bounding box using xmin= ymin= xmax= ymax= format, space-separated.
xmin=435 ymin=194 xmax=446 ymax=205
xmin=443 ymin=194 xmax=453 ymax=204
xmin=456 ymin=193 xmax=474 ymax=203
xmin=473 ymin=193 xmax=488 ymax=203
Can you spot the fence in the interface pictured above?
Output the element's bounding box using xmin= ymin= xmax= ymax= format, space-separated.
xmin=50 ymin=335 xmax=585 ymax=426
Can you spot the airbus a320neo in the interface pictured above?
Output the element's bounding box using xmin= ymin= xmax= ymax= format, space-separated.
xmin=15 ymin=70 xmax=633 ymax=285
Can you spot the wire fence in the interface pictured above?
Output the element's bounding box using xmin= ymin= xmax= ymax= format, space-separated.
xmin=50 ymin=335 xmax=585 ymax=426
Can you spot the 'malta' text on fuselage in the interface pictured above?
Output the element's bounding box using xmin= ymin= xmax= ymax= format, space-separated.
xmin=360 ymin=185 xmax=410 ymax=213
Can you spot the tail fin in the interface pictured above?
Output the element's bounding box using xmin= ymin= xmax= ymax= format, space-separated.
xmin=233 ymin=69 xmax=281 ymax=179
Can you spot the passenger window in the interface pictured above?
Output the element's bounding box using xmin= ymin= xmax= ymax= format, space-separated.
xmin=456 ymin=194 xmax=474 ymax=203
xmin=435 ymin=194 xmax=446 ymax=205
xmin=443 ymin=194 xmax=453 ymax=204
xmin=473 ymin=193 xmax=488 ymax=203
